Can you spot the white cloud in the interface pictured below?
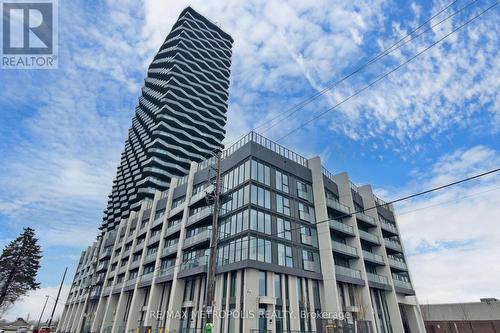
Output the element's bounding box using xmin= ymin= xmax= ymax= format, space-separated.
xmin=3 ymin=285 xmax=71 ymax=323
xmin=392 ymin=146 xmax=500 ymax=303
xmin=324 ymin=2 xmax=500 ymax=150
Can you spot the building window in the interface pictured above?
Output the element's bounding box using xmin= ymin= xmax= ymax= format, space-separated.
xmin=222 ymin=160 xmax=251 ymax=193
xmin=278 ymin=244 xmax=294 ymax=267
xmin=277 ymin=218 xmax=292 ymax=240
xmin=250 ymin=209 xmax=271 ymax=234
xmin=251 ymin=160 xmax=271 ymax=186
xmin=296 ymin=180 xmax=310 ymax=201
xmin=298 ymin=202 xmax=315 ymax=222
xmin=219 ymin=209 xmax=249 ymax=239
xmin=221 ymin=184 xmax=250 ymax=214
xmin=129 ymin=270 xmax=138 ymax=279
xmin=276 ymin=194 xmax=291 ymax=216
xmin=276 ymin=170 xmax=289 ymax=193
xmin=274 ymin=274 xmax=282 ymax=300
xmin=257 ymin=238 xmax=272 ymax=263
xmin=251 ymin=185 xmax=271 ymax=209
xmin=259 ymin=271 xmax=267 ymax=296
xmin=230 ymin=272 xmax=237 ymax=297
xmin=248 ymin=236 xmax=271 ymax=264
xmin=143 ymin=264 xmax=155 ymax=274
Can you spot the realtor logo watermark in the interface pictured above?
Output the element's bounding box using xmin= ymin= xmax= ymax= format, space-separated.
xmin=1 ymin=0 xmax=58 ymax=69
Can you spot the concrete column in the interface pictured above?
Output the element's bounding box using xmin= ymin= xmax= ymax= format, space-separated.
xmin=60 ymin=303 xmax=73 ymax=332
xmin=242 ymin=269 xmax=259 ymax=333
xmin=74 ymin=298 xmax=89 ymax=333
xmin=90 ymin=296 xmax=108 ymax=332
xmin=405 ymin=304 xmax=426 ymax=333
xmin=334 ymin=173 xmax=377 ymax=329
xmin=194 ymin=276 xmax=206 ymax=331
xmin=70 ymin=302 xmax=84 ymax=333
xmin=234 ymin=270 xmax=242 ymax=333
xmin=125 ymin=288 xmax=148 ymax=332
xmin=101 ymin=295 xmax=119 ymax=333
xmin=144 ymin=176 xmax=177 ymax=329
xmin=287 ymin=275 xmax=300 ymax=331
xmin=164 ymin=163 xmax=197 ymax=331
xmin=111 ymin=291 xmax=132 ymax=333
xmin=308 ymin=157 xmax=342 ymax=314
xmin=57 ymin=304 xmax=69 ymax=332
xmin=61 ymin=303 xmax=75 ymax=332
xmin=359 ymin=185 xmax=405 ymax=333
xmin=307 ymin=278 xmax=317 ymax=332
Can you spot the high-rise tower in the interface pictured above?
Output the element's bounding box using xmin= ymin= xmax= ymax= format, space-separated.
xmin=102 ymin=7 xmax=233 ymax=231
xmin=58 ymin=6 xmax=426 ymax=333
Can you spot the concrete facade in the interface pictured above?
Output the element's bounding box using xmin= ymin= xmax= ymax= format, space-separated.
xmin=58 ymin=132 xmax=425 ymax=333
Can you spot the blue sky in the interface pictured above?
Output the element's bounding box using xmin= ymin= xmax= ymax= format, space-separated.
xmin=0 ymin=0 xmax=499 ymax=320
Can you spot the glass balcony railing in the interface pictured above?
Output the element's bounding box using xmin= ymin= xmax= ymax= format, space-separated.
xmin=151 ymin=214 xmax=165 ymax=228
xmin=159 ymin=266 xmax=174 ymax=277
xmin=99 ymin=248 xmax=112 ymax=259
xmin=299 ymin=210 xmax=314 ymax=223
xmin=301 ymin=234 xmax=317 ymax=247
xmin=129 ymin=260 xmax=140 ymax=270
xmin=362 ymin=251 xmax=385 ymax=265
xmin=162 ymin=243 xmax=178 ymax=256
xmin=96 ymin=262 xmax=108 ymax=271
xmin=380 ymin=220 xmax=399 ymax=234
xmin=331 ymin=241 xmax=358 ymax=257
xmin=393 ymin=278 xmax=413 ymax=290
xmin=148 ymin=234 xmax=161 ymax=245
xmin=297 ymin=189 xmax=310 ymax=201
xmin=165 ymin=222 xmax=181 ymax=236
xmin=355 ymin=212 xmax=377 ymax=226
xmin=303 ymin=260 xmax=317 ymax=272
xmin=388 ymin=258 xmax=407 ymax=270
xmin=384 ymin=238 xmax=403 ymax=252
xmin=143 ymin=252 xmax=158 ymax=263
xmin=184 ymin=230 xmax=211 ymax=248
xmin=326 ymin=198 xmax=351 ymax=214
xmin=139 ymin=272 xmax=154 ymax=282
xmin=335 ymin=265 xmax=362 ymax=279
xmin=358 ymin=230 xmax=380 ymax=244
xmin=181 ymin=255 xmax=209 ymax=271
xmin=190 ymin=184 xmax=215 ymax=205
xmin=367 ymin=272 xmax=389 ymax=285
xmin=125 ymin=278 xmax=137 ymax=287
xmin=187 ymin=206 xmax=213 ymax=226
xmin=329 ymin=220 xmax=355 ymax=235
xmin=168 ymin=205 xmax=184 ymax=218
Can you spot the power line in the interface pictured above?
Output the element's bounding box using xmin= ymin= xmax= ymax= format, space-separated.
xmin=397 ymin=185 xmax=500 ymax=215
xmin=257 ymin=0 xmax=479 ymax=136
xmin=268 ymin=167 xmax=500 ymax=237
xmin=274 ymin=1 xmax=499 ymax=142
xmin=182 ymin=167 xmax=500 ymax=260
xmin=99 ymin=168 xmax=499 ymax=283
xmin=202 ymin=0 xmax=469 ymax=159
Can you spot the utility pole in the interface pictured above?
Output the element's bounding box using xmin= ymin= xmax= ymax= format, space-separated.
xmin=36 ymin=295 xmax=50 ymax=330
xmin=48 ymin=267 xmax=67 ymax=330
xmin=205 ymin=152 xmax=222 ymax=333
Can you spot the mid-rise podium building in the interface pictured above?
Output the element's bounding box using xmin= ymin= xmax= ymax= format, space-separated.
xmin=58 ymin=6 xmax=426 ymax=333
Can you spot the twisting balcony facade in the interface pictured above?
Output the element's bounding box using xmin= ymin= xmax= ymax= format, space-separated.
xmin=102 ymin=6 xmax=233 ymax=231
